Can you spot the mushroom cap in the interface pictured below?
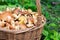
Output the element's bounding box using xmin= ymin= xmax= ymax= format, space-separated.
xmin=0 ymin=11 xmax=12 ymax=21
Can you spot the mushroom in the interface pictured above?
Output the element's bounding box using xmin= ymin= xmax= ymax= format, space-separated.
xmin=31 ymin=12 xmax=38 ymax=24
xmin=0 ymin=11 xmax=3 ymax=14
xmin=6 ymin=22 xmax=15 ymax=30
xmin=12 ymin=7 xmax=20 ymax=14
xmin=0 ymin=11 xmax=13 ymax=22
xmin=28 ymin=17 xmax=34 ymax=24
xmin=20 ymin=24 xmax=27 ymax=29
xmin=12 ymin=13 xmax=21 ymax=20
xmin=18 ymin=16 xmax=27 ymax=24
xmin=26 ymin=17 xmax=34 ymax=27
xmin=27 ymin=9 xmax=32 ymax=14
xmin=0 ymin=20 xmax=5 ymax=27
xmin=27 ymin=23 xmax=34 ymax=28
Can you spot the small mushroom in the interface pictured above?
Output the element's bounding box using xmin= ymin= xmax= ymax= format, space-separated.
xmin=0 ymin=11 xmax=12 ymax=22
xmin=18 ymin=16 xmax=27 ymax=24
xmin=20 ymin=24 xmax=27 ymax=29
xmin=0 ymin=11 xmax=3 ymax=14
xmin=11 ymin=20 xmax=15 ymax=27
xmin=13 ymin=7 xmax=20 ymax=14
xmin=6 ymin=23 xmax=15 ymax=30
xmin=5 ymin=23 xmax=10 ymax=29
xmin=21 ymin=9 xmax=28 ymax=14
xmin=28 ymin=17 xmax=34 ymax=24
xmin=13 ymin=21 xmax=21 ymax=30
xmin=33 ymin=15 xmax=37 ymax=24
xmin=27 ymin=23 xmax=34 ymax=28
xmin=27 ymin=9 xmax=32 ymax=14
xmin=12 ymin=13 xmax=21 ymax=20
xmin=32 ymin=12 xmax=38 ymax=24
xmin=0 ymin=20 xmax=5 ymax=27
xmin=26 ymin=17 xmax=34 ymax=27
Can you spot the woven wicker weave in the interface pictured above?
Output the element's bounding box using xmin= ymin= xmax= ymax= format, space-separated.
xmin=0 ymin=0 xmax=46 ymax=40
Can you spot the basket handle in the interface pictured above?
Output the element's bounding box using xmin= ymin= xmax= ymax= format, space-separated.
xmin=36 ymin=0 xmax=42 ymax=16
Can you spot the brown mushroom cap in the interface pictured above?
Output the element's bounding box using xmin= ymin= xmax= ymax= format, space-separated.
xmin=0 ymin=11 xmax=13 ymax=22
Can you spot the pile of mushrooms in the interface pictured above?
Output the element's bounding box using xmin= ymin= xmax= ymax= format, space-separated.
xmin=0 ymin=7 xmax=38 ymax=30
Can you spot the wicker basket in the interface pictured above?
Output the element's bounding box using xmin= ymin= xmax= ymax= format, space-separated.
xmin=0 ymin=0 xmax=46 ymax=40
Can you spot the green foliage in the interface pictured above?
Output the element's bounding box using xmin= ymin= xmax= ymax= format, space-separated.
xmin=0 ymin=0 xmax=60 ymax=40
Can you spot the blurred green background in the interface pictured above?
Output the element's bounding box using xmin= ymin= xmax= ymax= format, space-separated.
xmin=0 ymin=0 xmax=60 ymax=40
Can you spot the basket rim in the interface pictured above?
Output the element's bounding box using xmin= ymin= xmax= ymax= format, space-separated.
xmin=0 ymin=15 xmax=46 ymax=34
